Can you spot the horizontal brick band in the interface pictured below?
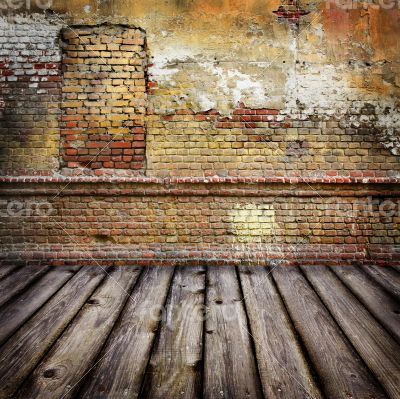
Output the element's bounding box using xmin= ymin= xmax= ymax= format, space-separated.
xmin=1 ymin=176 xmax=399 ymax=198
xmin=1 ymin=244 xmax=399 ymax=267
xmin=1 ymin=176 xmax=400 ymax=184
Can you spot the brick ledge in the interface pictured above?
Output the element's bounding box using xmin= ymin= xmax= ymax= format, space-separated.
xmin=1 ymin=176 xmax=400 ymax=184
xmin=1 ymin=244 xmax=399 ymax=267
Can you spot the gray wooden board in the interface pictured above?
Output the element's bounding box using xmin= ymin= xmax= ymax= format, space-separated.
xmin=0 ymin=265 xmax=49 ymax=307
xmin=141 ymin=266 xmax=205 ymax=399
xmin=330 ymin=265 xmax=400 ymax=342
xmin=0 ymin=266 xmax=106 ymax=399
xmin=272 ymin=266 xmax=387 ymax=399
xmin=78 ymin=266 xmax=175 ymax=399
xmin=203 ymin=266 xmax=263 ymax=399
xmin=0 ymin=264 xmax=21 ymax=281
xmin=0 ymin=266 xmax=80 ymax=346
xmin=301 ymin=265 xmax=400 ymax=399
xmin=239 ymin=266 xmax=323 ymax=399
xmin=15 ymin=266 xmax=142 ymax=399
xmin=362 ymin=265 xmax=400 ymax=299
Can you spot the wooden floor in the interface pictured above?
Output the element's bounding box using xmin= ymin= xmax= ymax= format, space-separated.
xmin=0 ymin=264 xmax=399 ymax=399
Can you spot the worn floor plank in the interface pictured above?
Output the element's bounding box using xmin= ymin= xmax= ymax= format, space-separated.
xmin=272 ymin=266 xmax=387 ymax=399
xmin=301 ymin=266 xmax=400 ymax=399
xmin=362 ymin=265 xmax=400 ymax=299
xmin=239 ymin=266 xmax=323 ymax=399
xmin=0 ymin=267 xmax=106 ymax=399
xmin=141 ymin=266 xmax=205 ymax=399
xmin=0 ymin=266 xmax=79 ymax=346
xmin=78 ymin=266 xmax=175 ymax=399
xmin=330 ymin=265 xmax=400 ymax=342
xmin=203 ymin=266 xmax=263 ymax=399
xmin=1 ymin=264 xmax=399 ymax=399
xmin=0 ymin=265 xmax=49 ymax=308
xmin=0 ymin=264 xmax=21 ymax=281
xmin=15 ymin=266 xmax=142 ymax=399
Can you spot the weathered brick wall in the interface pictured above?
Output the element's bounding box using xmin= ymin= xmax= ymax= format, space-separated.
xmin=0 ymin=15 xmax=62 ymax=175
xmin=60 ymin=25 xmax=147 ymax=174
xmin=146 ymin=104 xmax=400 ymax=178
xmin=1 ymin=11 xmax=399 ymax=178
xmin=0 ymin=5 xmax=399 ymax=263
xmin=1 ymin=178 xmax=399 ymax=265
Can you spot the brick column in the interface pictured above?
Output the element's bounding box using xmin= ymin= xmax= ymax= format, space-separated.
xmin=60 ymin=25 xmax=147 ymax=175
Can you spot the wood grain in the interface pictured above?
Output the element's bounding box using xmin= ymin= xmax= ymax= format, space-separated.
xmin=239 ymin=266 xmax=322 ymax=399
xmin=0 ymin=265 xmax=49 ymax=307
xmin=272 ymin=266 xmax=387 ymax=399
xmin=362 ymin=265 xmax=400 ymax=299
xmin=0 ymin=266 xmax=79 ymax=346
xmin=0 ymin=264 xmax=21 ymax=281
xmin=15 ymin=266 xmax=142 ymax=399
xmin=79 ymin=266 xmax=175 ymax=399
xmin=203 ymin=266 xmax=263 ymax=399
xmin=301 ymin=265 xmax=400 ymax=399
xmin=0 ymin=266 xmax=106 ymax=399
xmin=141 ymin=266 xmax=205 ymax=399
xmin=330 ymin=265 xmax=400 ymax=342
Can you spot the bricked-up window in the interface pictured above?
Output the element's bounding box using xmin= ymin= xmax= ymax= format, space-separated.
xmin=60 ymin=25 xmax=147 ymax=173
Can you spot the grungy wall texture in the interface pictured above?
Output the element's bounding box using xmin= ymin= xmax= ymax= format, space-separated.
xmin=0 ymin=1 xmax=400 ymax=177
xmin=0 ymin=1 xmax=399 ymax=263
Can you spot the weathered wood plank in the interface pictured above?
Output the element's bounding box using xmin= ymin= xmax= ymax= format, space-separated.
xmin=15 ymin=266 xmax=142 ymax=399
xmin=141 ymin=266 xmax=205 ymax=399
xmin=203 ymin=266 xmax=263 ymax=399
xmin=0 ymin=266 xmax=106 ymax=399
xmin=0 ymin=265 xmax=49 ymax=308
xmin=79 ymin=266 xmax=175 ymax=399
xmin=390 ymin=265 xmax=400 ymax=273
xmin=0 ymin=264 xmax=21 ymax=281
xmin=330 ymin=265 xmax=400 ymax=342
xmin=272 ymin=266 xmax=387 ymax=399
xmin=239 ymin=266 xmax=322 ymax=399
xmin=301 ymin=266 xmax=400 ymax=399
xmin=362 ymin=265 xmax=400 ymax=299
xmin=0 ymin=266 xmax=80 ymax=346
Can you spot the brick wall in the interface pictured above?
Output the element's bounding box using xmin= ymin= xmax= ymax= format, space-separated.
xmin=0 ymin=178 xmax=399 ymax=265
xmin=0 ymin=15 xmax=62 ymax=175
xmin=0 ymin=11 xmax=399 ymax=264
xmin=146 ymin=104 xmax=400 ymax=178
xmin=60 ymin=25 xmax=147 ymax=174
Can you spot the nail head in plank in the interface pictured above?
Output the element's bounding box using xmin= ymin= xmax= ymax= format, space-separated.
xmin=15 ymin=266 xmax=142 ymax=399
xmin=78 ymin=266 xmax=175 ymax=399
xmin=141 ymin=266 xmax=205 ymax=399
xmin=203 ymin=266 xmax=263 ymax=399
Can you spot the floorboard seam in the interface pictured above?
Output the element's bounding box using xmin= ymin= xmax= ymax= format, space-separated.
xmin=11 ymin=266 xmax=110 ymax=398
xmin=297 ymin=265 xmax=391 ymax=398
xmin=235 ymin=266 xmax=266 ymax=399
xmin=0 ymin=266 xmax=82 ymax=347
xmin=268 ymin=266 xmax=327 ymax=399
xmin=329 ymin=266 xmax=400 ymax=345
xmin=74 ymin=266 xmax=145 ymax=397
xmin=138 ymin=265 xmax=177 ymax=398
